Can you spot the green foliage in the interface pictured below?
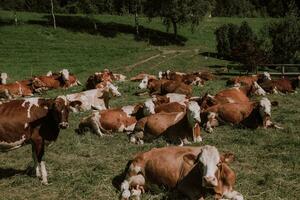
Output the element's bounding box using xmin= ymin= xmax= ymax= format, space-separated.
xmin=267 ymin=16 xmax=300 ymax=63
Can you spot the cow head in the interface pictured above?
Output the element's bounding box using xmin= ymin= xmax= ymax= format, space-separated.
xmin=138 ymin=76 xmax=149 ymax=89
xmin=51 ymin=96 xmax=69 ymax=129
xmin=198 ymin=93 xmax=218 ymax=110
xmin=143 ymin=99 xmax=155 ymax=116
xmin=0 ymin=72 xmax=8 ymax=84
xmin=59 ymin=69 xmax=70 ymax=82
xmin=199 ymin=145 xmax=221 ymax=187
xmin=187 ymin=101 xmax=201 ymax=125
xmin=258 ymin=97 xmax=271 ymax=118
xmin=107 ymin=82 xmax=121 ymax=97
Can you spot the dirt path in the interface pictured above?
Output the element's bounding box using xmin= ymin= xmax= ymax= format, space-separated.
xmin=124 ymin=48 xmax=199 ymax=71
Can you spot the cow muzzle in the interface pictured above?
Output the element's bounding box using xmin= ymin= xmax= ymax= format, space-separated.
xmin=59 ymin=122 xmax=69 ymax=129
xmin=202 ymin=176 xmax=218 ymax=187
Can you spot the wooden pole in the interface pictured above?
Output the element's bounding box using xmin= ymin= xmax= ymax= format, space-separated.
xmin=50 ymin=0 xmax=56 ymax=29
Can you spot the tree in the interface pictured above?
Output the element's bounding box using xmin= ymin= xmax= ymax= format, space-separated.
xmin=50 ymin=0 xmax=56 ymax=29
xmin=144 ymin=0 xmax=213 ymax=38
xmin=267 ymin=1 xmax=300 ymax=63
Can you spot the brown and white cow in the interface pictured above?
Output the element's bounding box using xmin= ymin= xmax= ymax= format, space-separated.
xmin=202 ymin=97 xmax=282 ymax=132
xmin=0 ymin=72 xmax=8 ymax=84
xmin=120 ymin=145 xmax=243 ymax=200
xmin=130 ymin=73 xmax=157 ymax=82
xmin=32 ymin=69 xmax=77 ymax=91
xmin=139 ymin=76 xmax=193 ymax=96
xmin=0 ymin=81 xmax=34 ymax=99
xmin=0 ymin=96 xmax=69 ymax=185
xmin=76 ymin=104 xmax=143 ymax=136
xmin=226 ymin=72 xmax=271 ymax=87
xmin=158 ymin=70 xmax=204 ymax=86
xmin=259 ymin=76 xmax=300 ymax=94
xmin=199 ymin=82 xmax=266 ymax=111
xmin=129 ymin=101 xmax=201 ymax=145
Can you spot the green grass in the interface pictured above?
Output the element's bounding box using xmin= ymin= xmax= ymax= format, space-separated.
xmin=0 ymin=10 xmax=299 ymax=200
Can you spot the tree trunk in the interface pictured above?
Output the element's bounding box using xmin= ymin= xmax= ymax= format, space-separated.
xmin=50 ymin=0 xmax=56 ymax=29
xmin=134 ymin=0 xmax=140 ymax=35
xmin=172 ymin=20 xmax=177 ymax=38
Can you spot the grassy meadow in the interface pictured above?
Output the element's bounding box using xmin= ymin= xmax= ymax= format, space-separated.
xmin=0 ymin=10 xmax=299 ymax=200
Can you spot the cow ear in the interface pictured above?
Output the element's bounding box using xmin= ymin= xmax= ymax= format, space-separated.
xmin=220 ymin=152 xmax=235 ymax=163
xmin=271 ymin=101 xmax=279 ymax=107
xmin=183 ymin=153 xmax=198 ymax=166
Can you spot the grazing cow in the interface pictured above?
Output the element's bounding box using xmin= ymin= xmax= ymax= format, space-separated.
xmin=158 ymin=70 xmax=204 ymax=86
xmin=260 ymin=76 xmax=300 ymax=94
xmin=139 ymin=76 xmax=193 ymax=96
xmin=66 ymin=89 xmax=110 ymax=112
xmin=203 ymin=97 xmax=282 ymax=132
xmin=199 ymin=82 xmax=266 ymax=110
xmin=0 ymin=72 xmax=8 ymax=84
xmin=226 ymin=72 xmax=271 ymax=87
xmin=129 ymin=101 xmax=201 ymax=145
xmin=0 ymin=96 xmax=69 ymax=184
xmin=130 ymin=73 xmax=157 ymax=82
xmin=76 ymin=104 xmax=143 ymax=136
xmin=0 ymin=81 xmax=34 ymax=99
xmin=120 ymin=145 xmax=243 ymax=200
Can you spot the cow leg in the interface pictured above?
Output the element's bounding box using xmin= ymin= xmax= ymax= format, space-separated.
xmin=31 ymin=137 xmax=48 ymax=185
xmin=192 ymin=123 xmax=202 ymax=143
xmin=32 ymin=144 xmax=41 ymax=178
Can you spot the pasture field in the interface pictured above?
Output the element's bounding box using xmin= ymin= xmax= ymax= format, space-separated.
xmin=0 ymin=10 xmax=299 ymax=200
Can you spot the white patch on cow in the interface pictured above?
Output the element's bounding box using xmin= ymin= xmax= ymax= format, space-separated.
xmin=207 ymin=94 xmax=215 ymax=99
xmin=226 ymin=97 xmax=235 ymax=103
xmin=166 ymin=93 xmax=187 ymax=103
xmin=0 ymin=135 xmax=26 ymax=151
xmin=131 ymin=188 xmax=142 ymax=200
xmin=125 ymin=122 xmax=136 ymax=132
xmin=44 ymin=106 xmax=48 ymax=109
xmin=138 ymin=76 xmax=149 ymax=89
xmin=263 ymin=72 xmax=271 ymax=80
xmin=40 ymin=161 xmax=48 ymax=185
xmin=46 ymin=71 xmax=52 ymax=76
xmin=253 ymin=81 xmax=266 ymax=96
xmin=107 ymin=82 xmax=121 ymax=97
xmin=24 ymin=123 xmax=28 ymax=129
xmin=223 ymin=190 xmax=244 ymax=200
xmin=60 ymin=69 xmax=70 ymax=81
xmin=0 ymin=72 xmax=8 ymax=84
xmin=174 ymin=112 xmax=183 ymax=122
xmin=57 ymin=95 xmax=68 ymax=106
xmin=192 ymin=77 xmax=203 ymax=86
xmin=187 ymin=101 xmax=201 ymax=127
xmin=130 ymin=165 xmax=142 ymax=174
xmin=158 ymin=71 xmax=163 ymax=79
xmin=175 ymin=71 xmax=186 ymax=76
xmin=259 ymin=97 xmax=271 ymax=117
xmin=199 ymin=145 xmax=220 ymax=187
xmin=233 ymin=84 xmax=241 ymax=89
xmin=121 ymin=105 xmax=135 ymax=117
xmin=166 ymin=70 xmax=171 ymax=75
xmin=21 ymin=97 xmax=40 ymax=118
xmin=118 ymin=124 xmax=125 ymax=132
xmin=273 ymin=87 xmax=279 ymax=94
xmin=143 ymin=99 xmax=155 ymax=116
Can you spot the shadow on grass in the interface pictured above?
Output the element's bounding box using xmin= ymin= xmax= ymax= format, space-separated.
xmin=0 ymin=167 xmax=26 ymax=179
xmin=28 ymin=15 xmax=187 ymax=46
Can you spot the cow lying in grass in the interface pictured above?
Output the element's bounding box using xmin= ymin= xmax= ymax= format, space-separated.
xmin=158 ymin=70 xmax=204 ymax=86
xmin=138 ymin=75 xmax=193 ymax=96
xmin=226 ymin=72 xmax=271 ymax=87
xmin=202 ymin=97 xmax=282 ymax=133
xmin=259 ymin=76 xmax=300 ymax=94
xmin=129 ymin=101 xmax=201 ymax=145
xmin=120 ymin=145 xmax=243 ymax=200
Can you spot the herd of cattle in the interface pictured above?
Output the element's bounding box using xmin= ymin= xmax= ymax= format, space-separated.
xmin=0 ymin=68 xmax=299 ymax=200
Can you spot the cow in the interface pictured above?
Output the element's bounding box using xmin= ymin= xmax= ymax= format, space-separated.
xmin=198 ymin=82 xmax=266 ymax=111
xmin=0 ymin=96 xmax=69 ymax=185
xmin=0 ymin=81 xmax=34 ymax=99
xmin=0 ymin=72 xmax=8 ymax=84
xmin=259 ymin=76 xmax=300 ymax=94
xmin=193 ymin=71 xmax=215 ymax=81
xmin=129 ymin=101 xmax=201 ymax=145
xmin=130 ymin=73 xmax=157 ymax=82
xmin=202 ymin=97 xmax=282 ymax=133
xmin=139 ymin=76 xmax=193 ymax=96
xmin=120 ymin=145 xmax=243 ymax=200
xmin=32 ymin=69 xmax=76 ymax=91
xmin=75 ymin=104 xmax=144 ymax=136
xmin=158 ymin=70 xmax=204 ymax=86
xmin=226 ymin=72 xmax=271 ymax=87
